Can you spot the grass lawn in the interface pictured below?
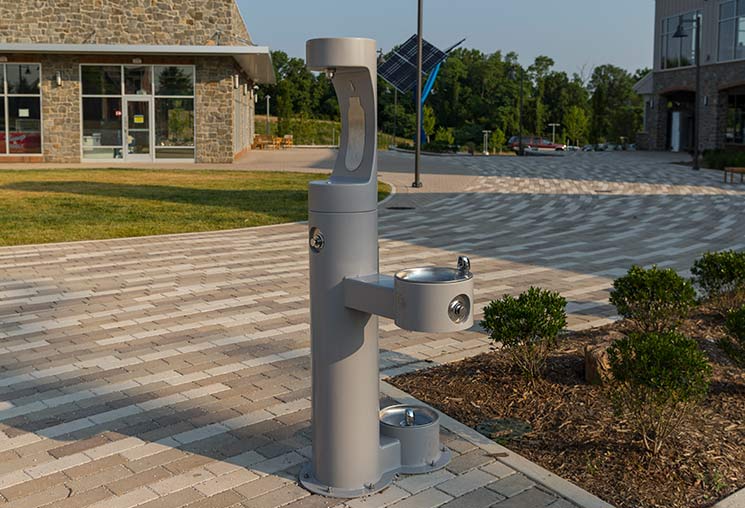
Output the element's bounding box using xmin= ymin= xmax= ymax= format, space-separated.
xmin=0 ymin=169 xmax=391 ymax=247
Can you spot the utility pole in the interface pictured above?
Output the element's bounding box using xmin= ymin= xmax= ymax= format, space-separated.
xmin=413 ymin=0 xmax=424 ymax=188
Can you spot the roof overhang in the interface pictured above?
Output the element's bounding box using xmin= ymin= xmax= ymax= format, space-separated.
xmin=633 ymin=72 xmax=654 ymax=96
xmin=0 ymin=43 xmax=276 ymax=84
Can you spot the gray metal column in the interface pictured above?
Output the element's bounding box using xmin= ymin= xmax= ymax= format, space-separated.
xmin=301 ymin=38 xmax=386 ymax=498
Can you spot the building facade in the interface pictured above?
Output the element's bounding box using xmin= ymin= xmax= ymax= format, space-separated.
xmin=640 ymin=0 xmax=745 ymax=153
xmin=0 ymin=0 xmax=274 ymax=164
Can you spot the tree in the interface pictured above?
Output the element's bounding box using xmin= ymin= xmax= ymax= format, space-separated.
xmin=588 ymin=64 xmax=641 ymax=143
xmin=275 ymin=80 xmax=293 ymax=136
xmin=564 ymin=106 xmax=589 ymax=146
xmin=434 ymin=127 xmax=455 ymax=145
xmin=423 ymin=105 xmax=436 ymax=142
xmin=491 ymin=128 xmax=506 ymax=153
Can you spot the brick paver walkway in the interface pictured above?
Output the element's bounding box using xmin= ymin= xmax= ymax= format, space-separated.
xmin=0 ymin=151 xmax=743 ymax=508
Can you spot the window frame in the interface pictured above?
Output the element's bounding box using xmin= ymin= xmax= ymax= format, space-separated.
xmin=661 ymin=10 xmax=702 ymax=70
xmin=715 ymin=0 xmax=745 ymax=62
xmin=0 ymin=62 xmax=43 ymax=156
xmin=79 ymin=63 xmax=196 ymax=162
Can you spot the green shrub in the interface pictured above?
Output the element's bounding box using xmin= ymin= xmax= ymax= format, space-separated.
xmin=422 ymin=141 xmax=457 ymax=153
xmin=609 ymin=265 xmax=696 ymax=333
xmin=702 ymin=149 xmax=745 ymax=170
xmin=434 ymin=127 xmax=455 ymax=146
xmin=481 ymin=288 xmax=567 ymax=381
xmin=720 ymin=305 xmax=745 ymax=367
xmin=608 ymin=332 xmax=711 ymax=455
xmin=691 ymin=251 xmax=745 ymax=314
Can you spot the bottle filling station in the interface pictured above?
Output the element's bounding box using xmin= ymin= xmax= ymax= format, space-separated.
xmin=300 ymin=37 xmax=475 ymax=499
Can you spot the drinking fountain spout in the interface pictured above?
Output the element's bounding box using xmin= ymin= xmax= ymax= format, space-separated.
xmin=301 ymin=37 xmax=475 ymax=499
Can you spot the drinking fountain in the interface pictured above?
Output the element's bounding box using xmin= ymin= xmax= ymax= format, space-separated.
xmin=300 ymin=37 xmax=475 ymax=499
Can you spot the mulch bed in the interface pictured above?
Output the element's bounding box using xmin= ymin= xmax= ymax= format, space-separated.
xmin=390 ymin=307 xmax=745 ymax=508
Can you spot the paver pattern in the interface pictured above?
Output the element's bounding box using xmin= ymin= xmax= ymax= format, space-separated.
xmin=0 ymin=151 xmax=744 ymax=508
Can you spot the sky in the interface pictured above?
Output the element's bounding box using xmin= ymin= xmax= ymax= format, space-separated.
xmin=237 ymin=0 xmax=655 ymax=76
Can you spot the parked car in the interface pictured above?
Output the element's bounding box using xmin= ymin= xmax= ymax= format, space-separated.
xmin=581 ymin=144 xmax=595 ymax=152
xmin=508 ymin=136 xmax=566 ymax=153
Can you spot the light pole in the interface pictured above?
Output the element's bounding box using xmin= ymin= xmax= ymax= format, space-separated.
xmin=413 ymin=0 xmax=424 ymax=188
xmin=482 ymin=130 xmax=491 ymax=156
xmin=673 ymin=14 xmax=701 ymax=170
xmin=265 ymin=95 xmax=272 ymax=136
xmin=549 ymin=123 xmax=560 ymax=144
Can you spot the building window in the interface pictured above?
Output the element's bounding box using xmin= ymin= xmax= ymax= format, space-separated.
xmin=1 ymin=63 xmax=42 ymax=155
xmin=661 ymin=11 xmax=701 ymax=69
xmin=154 ymin=66 xmax=194 ymax=96
xmin=155 ymin=98 xmax=194 ymax=159
xmin=726 ymin=93 xmax=745 ymax=144
xmin=81 ymin=64 xmax=195 ymax=160
xmin=717 ymin=0 xmax=745 ymax=61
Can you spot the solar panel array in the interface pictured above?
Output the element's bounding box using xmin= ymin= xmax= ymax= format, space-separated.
xmin=378 ymin=35 xmax=447 ymax=93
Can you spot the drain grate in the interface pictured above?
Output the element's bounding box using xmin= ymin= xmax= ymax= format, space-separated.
xmin=386 ymin=206 xmax=416 ymax=211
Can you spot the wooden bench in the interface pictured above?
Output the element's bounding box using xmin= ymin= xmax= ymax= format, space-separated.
xmin=252 ymin=134 xmax=274 ymax=150
xmin=724 ymin=167 xmax=745 ymax=184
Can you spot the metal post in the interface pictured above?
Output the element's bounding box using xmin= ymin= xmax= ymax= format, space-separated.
xmin=518 ymin=69 xmax=524 ymax=156
xmin=413 ymin=0 xmax=424 ymax=188
xmin=693 ymin=15 xmax=701 ymax=170
xmin=266 ymin=95 xmax=271 ymax=136
xmin=394 ymin=88 xmax=398 ymax=141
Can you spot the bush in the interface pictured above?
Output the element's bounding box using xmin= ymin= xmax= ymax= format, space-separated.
xmin=691 ymin=251 xmax=745 ymax=314
xmin=422 ymin=141 xmax=457 ymax=154
xmin=702 ymin=149 xmax=745 ymax=170
xmin=608 ymin=332 xmax=711 ymax=455
xmin=609 ymin=265 xmax=696 ymax=333
xmin=434 ymin=127 xmax=455 ymax=146
xmin=720 ymin=305 xmax=745 ymax=367
xmin=481 ymin=287 xmax=567 ymax=381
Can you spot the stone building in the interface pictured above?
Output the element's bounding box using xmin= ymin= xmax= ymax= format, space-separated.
xmin=639 ymin=0 xmax=745 ymax=153
xmin=0 ymin=0 xmax=274 ymax=163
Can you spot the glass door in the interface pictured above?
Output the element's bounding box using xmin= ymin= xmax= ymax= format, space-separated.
xmin=125 ymin=98 xmax=152 ymax=161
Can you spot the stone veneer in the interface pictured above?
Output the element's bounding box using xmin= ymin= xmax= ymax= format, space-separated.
xmin=3 ymin=54 xmax=248 ymax=163
xmin=0 ymin=0 xmax=258 ymax=163
xmin=39 ymin=56 xmax=82 ymax=164
xmin=648 ymin=60 xmax=745 ymax=151
xmin=0 ymin=0 xmax=251 ymax=46
xmin=195 ymin=56 xmax=237 ymax=163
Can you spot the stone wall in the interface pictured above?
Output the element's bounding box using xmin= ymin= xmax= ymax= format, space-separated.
xmin=195 ymin=56 xmax=236 ymax=163
xmin=0 ymin=0 xmax=249 ymax=47
xmin=39 ymin=56 xmax=82 ymax=163
xmin=649 ymin=60 xmax=745 ymax=151
xmin=1 ymin=54 xmax=241 ymax=163
xmin=231 ymin=3 xmax=253 ymax=44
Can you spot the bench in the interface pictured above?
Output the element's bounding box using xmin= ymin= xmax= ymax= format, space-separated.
xmin=724 ymin=167 xmax=745 ymax=184
xmin=252 ymin=134 xmax=274 ymax=150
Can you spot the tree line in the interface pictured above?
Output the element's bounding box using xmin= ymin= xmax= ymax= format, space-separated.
xmin=257 ymin=49 xmax=649 ymax=148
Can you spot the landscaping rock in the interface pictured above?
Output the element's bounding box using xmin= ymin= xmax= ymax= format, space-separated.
xmin=584 ymin=342 xmax=613 ymax=385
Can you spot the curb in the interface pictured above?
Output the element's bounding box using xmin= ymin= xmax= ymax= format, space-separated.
xmin=380 ymin=381 xmax=615 ymax=508
xmin=377 ymin=177 xmax=398 ymax=208
xmin=713 ymin=488 xmax=745 ymax=508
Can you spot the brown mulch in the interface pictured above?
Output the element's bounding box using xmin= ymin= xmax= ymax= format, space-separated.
xmin=390 ymin=307 xmax=745 ymax=508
